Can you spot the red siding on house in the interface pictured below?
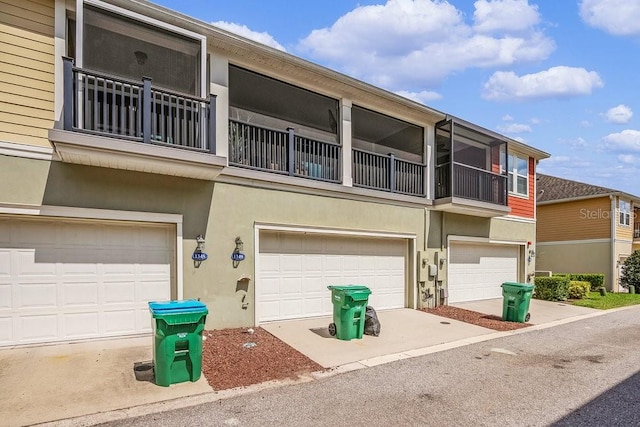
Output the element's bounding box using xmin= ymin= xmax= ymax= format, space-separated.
xmin=508 ymin=157 xmax=535 ymax=219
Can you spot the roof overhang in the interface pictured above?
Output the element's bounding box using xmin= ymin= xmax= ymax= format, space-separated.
xmin=49 ymin=129 xmax=226 ymax=180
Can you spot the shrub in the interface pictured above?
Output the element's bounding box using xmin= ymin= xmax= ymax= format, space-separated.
xmin=553 ymin=273 xmax=605 ymax=291
xmin=534 ymin=276 xmax=569 ymax=301
xmin=568 ymin=281 xmax=590 ymax=299
xmin=621 ymin=250 xmax=640 ymax=290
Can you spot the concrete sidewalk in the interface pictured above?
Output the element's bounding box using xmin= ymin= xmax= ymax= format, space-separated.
xmin=1 ymin=299 xmax=605 ymax=427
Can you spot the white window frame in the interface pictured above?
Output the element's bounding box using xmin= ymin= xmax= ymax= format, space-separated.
xmin=507 ymin=153 xmax=529 ymax=197
xmin=619 ymin=199 xmax=630 ymax=226
xmin=75 ymin=0 xmax=207 ymax=98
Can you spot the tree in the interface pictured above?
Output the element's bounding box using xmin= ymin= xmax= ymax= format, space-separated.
xmin=621 ymin=250 xmax=640 ymax=290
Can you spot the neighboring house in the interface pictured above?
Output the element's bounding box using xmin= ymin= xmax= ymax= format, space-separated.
xmin=536 ymin=174 xmax=640 ymax=291
xmin=0 ymin=0 xmax=549 ymax=347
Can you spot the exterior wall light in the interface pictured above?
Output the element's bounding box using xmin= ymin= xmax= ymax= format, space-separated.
xmin=231 ymin=236 xmax=245 ymax=268
xmin=192 ymin=234 xmax=208 ymax=268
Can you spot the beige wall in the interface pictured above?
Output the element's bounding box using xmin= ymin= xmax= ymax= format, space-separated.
xmin=0 ymin=0 xmax=55 ymax=148
xmin=426 ymin=212 xmax=536 ymax=292
xmin=537 ymin=197 xmax=611 ymax=242
xmin=0 ymin=154 xmax=427 ymax=328
xmin=536 ymin=241 xmax=612 ymax=289
xmin=199 ymin=182 xmax=426 ymax=328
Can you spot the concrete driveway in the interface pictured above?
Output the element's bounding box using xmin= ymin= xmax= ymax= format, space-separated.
xmin=0 ymin=337 xmax=212 ymax=427
xmin=262 ymin=308 xmax=495 ymax=368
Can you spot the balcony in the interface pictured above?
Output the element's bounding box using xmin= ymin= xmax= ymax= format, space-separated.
xmin=435 ymin=163 xmax=507 ymax=204
xmin=433 ymin=119 xmax=510 ymax=217
xmin=634 ymin=223 xmax=640 ymax=240
xmin=353 ymin=149 xmax=425 ymax=197
xmin=229 ymin=120 xmax=341 ymax=183
xmin=228 ymin=120 xmax=427 ymax=197
xmin=49 ymin=58 xmax=225 ymax=180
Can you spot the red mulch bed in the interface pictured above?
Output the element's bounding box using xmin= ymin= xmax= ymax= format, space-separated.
xmin=202 ymin=327 xmax=324 ymax=391
xmin=422 ymin=305 xmax=531 ymax=331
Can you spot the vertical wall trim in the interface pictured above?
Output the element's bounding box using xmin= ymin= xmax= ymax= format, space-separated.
xmin=341 ymin=98 xmax=353 ymax=187
xmin=76 ymin=0 xmax=83 ymax=67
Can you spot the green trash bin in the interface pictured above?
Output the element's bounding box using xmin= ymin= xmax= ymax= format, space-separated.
xmin=148 ymin=300 xmax=208 ymax=387
xmin=327 ymin=285 xmax=371 ymax=340
xmin=501 ymin=282 xmax=535 ymax=323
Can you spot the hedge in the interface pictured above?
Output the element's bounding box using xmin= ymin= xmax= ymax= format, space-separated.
xmin=568 ymin=281 xmax=590 ymax=299
xmin=553 ymin=273 xmax=605 ymax=291
xmin=534 ymin=276 xmax=569 ymax=301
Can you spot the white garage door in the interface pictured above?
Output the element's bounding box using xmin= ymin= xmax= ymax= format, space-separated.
xmin=258 ymin=231 xmax=407 ymax=322
xmin=0 ymin=216 xmax=175 ymax=347
xmin=448 ymin=242 xmax=519 ymax=303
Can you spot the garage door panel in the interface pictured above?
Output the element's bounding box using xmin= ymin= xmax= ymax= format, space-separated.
xmin=0 ymin=317 xmax=11 ymax=343
xmin=65 ymin=312 xmax=99 ymax=337
xmin=104 ymin=310 xmax=136 ymax=334
xmin=0 ymin=217 xmax=175 ymax=346
xmin=449 ymin=243 xmax=519 ymax=303
xmin=63 ymin=282 xmax=98 ymax=306
xmin=104 ymin=281 xmax=135 ymax=304
xmin=21 ymin=315 xmax=59 ymax=340
xmin=258 ymin=231 xmax=407 ymax=322
xmin=138 ymin=280 xmax=170 ymax=301
xmin=20 ymin=283 xmax=57 ymax=308
xmin=0 ymin=285 xmax=10 ymax=308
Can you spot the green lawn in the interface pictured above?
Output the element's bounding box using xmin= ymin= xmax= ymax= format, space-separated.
xmin=571 ymin=292 xmax=640 ymax=309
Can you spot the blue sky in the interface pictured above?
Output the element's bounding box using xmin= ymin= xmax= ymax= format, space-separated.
xmin=154 ymin=0 xmax=640 ymax=195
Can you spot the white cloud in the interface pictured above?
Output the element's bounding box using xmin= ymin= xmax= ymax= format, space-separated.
xmin=580 ymin=120 xmax=593 ymax=128
xmin=530 ymin=117 xmax=541 ymax=124
xmin=482 ymin=66 xmax=603 ymax=101
xmin=618 ymin=154 xmax=637 ymax=164
xmin=580 ymin=0 xmax=640 ymax=36
xmin=474 ymin=0 xmax=540 ymax=33
xmin=497 ymin=123 xmax=532 ymax=133
xmin=502 ymin=114 xmax=514 ymax=121
xmin=212 ymin=21 xmax=286 ymax=51
xmin=603 ymin=129 xmax=640 ymax=152
xmin=395 ymin=90 xmax=443 ymax=103
xmin=297 ymin=0 xmax=554 ymax=90
xmin=559 ymin=137 xmax=588 ymax=150
xmin=603 ymin=104 xmax=633 ymax=124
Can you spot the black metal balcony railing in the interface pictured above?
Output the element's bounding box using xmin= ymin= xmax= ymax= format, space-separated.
xmin=352 ymin=149 xmax=425 ymax=196
xmin=435 ymin=162 xmax=507 ymax=205
xmin=62 ymin=57 xmax=215 ymax=153
xmin=634 ymin=224 xmax=640 ymax=239
xmin=228 ymin=120 xmax=341 ymax=183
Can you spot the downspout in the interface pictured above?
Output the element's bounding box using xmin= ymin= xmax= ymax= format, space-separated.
xmin=611 ymin=194 xmax=616 ymax=292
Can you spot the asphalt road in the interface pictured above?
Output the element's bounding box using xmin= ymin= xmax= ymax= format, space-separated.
xmin=102 ymin=306 xmax=640 ymax=427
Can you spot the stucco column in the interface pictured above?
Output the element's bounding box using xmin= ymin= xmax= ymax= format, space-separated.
xmin=341 ymin=98 xmax=353 ymax=187
xmin=209 ymin=52 xmax=229 ymax=159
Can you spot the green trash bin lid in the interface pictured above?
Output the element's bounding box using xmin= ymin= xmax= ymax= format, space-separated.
xmin=149 ymin=300 xmax=208 ymax=318
xmin=501 ymin=282 xmax=535 ymax=290
xmin=327 ymin=285 xmax=371 ymax=292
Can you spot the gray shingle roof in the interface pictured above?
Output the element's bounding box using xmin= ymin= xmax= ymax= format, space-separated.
xmin=537 ymin=174 xmax=619 ymax=203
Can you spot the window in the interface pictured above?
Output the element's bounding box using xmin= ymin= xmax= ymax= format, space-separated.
xmin=619 ymin=200 xmax=631 ymax=226
xmin=507 ymin=154 xmax=528 ymax=196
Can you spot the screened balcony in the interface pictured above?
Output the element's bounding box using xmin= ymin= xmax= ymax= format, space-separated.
xmin=351 ymin=106 xmax=426 ymax=197
xmin=434 ymin=119 xmax=509 ymax=215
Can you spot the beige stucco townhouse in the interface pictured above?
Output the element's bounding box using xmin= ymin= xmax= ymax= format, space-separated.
xmin=0 ymin=0 xmax=549 ymax=347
